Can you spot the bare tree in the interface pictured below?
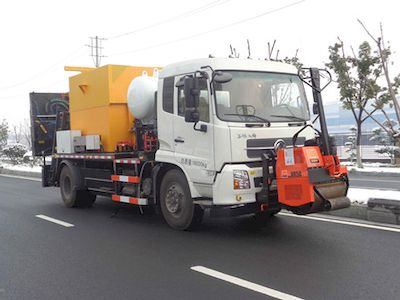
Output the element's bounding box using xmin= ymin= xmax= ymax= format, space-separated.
xmin=12 ymin=124 xmax=22 ymax=144
xmin=264 ymin=40 xmax=303 ymax=70
xmin=20 ymin=119 xmax=32 ymax=150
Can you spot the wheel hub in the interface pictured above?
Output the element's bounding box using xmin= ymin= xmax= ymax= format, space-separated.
xmin=165 ymin=184 xmax=183 ymax=214
xmin=63 ymin=175 xmax=72 ymax=196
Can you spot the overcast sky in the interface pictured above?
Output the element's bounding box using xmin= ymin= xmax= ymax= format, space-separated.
xmin=1 ymin=0 xmax=399 ymax=125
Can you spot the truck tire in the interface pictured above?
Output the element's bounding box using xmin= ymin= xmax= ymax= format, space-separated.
xmin=60 ymin=165 xmax=96 ymax=208
xmin=160 ymin=169 xmax=204 ymax=230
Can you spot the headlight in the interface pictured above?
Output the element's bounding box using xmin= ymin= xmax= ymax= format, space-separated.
xmin=233 ymin=170 xmax=250 ymax=189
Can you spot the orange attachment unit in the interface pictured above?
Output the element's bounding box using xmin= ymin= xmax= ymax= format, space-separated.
xmin=275 ymin=146 xmax=347 ymax=208
xmin=68 ymin=64 xmax=158 ymax=152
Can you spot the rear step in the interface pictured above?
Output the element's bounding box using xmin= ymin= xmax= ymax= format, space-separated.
xmin=111 ymin=175 xmax=140 ymax=183
xmin=111 ymin=173 xmax=147 ymax=206
xmin=111 ymin=195 xmax=148 ymax=205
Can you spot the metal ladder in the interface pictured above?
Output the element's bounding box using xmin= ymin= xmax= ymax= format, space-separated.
xmin=111 ymin=158 xmax=148 ymax=206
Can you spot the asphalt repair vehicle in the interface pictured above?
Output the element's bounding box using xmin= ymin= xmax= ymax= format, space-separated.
xmin=30 ymin=58 xmax=350 ymax=230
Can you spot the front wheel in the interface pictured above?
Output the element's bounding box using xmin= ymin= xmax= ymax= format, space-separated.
xmin=160 ymin=169 xmax=204 ymax=230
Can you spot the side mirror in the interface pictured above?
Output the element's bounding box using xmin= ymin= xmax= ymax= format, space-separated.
xmin=213 ymin=71 xmax=232 ymax=84
xmin=175 ymin=77 xmax=185 ymax=88
xmin=184 ymin=77 xmax=200 ymax=108
xmin=185 ymin=110 xmax=200 ymax=123
xmin=183 ymin=76 xmax=200 ymax=123
xmin=313 ymin=103 xmax=319 ymax=114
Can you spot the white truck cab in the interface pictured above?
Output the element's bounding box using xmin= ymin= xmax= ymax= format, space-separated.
xmin=155 ymin=58 xmax=314 ymax=207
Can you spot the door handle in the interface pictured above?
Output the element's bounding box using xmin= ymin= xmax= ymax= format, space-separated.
xmin=174 ymin=137 xmax=185 ymax=143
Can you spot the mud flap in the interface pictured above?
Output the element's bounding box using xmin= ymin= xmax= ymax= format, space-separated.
xmin=42 ymin=165 xmax=52 ymax=187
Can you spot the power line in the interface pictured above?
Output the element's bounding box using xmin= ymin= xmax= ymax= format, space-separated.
xmin=109 ymin=0 xmax=305 ymax=57
xmin=0 ymin=77 xmax=70 ymax=99
xmin=0 ymin=93 xmax=28 ymax=100
xmin=0 ymin=47 xmax=85 ymax=91
xmin=107 ymin=0 xmax=231 ymax=40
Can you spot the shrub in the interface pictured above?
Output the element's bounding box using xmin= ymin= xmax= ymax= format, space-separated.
xmin=22 ymin=151 xmax=42 ymax=166
xmin=2 ymin=143 xmax=28 ymax=164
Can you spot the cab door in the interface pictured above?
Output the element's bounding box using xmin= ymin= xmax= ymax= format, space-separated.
xmin=173 ymin=75 xmax=215 ymax=185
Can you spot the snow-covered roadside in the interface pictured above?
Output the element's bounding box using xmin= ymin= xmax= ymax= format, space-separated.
xmin=0 ymin=162 xmax=41 ymax=173
xmin=348 ymin=166 xmax=400 ymax=174
xmin=343 ymin=162 xmax=400 ymax=174
xmin=348 ymin=188 xmax=400 ymax=205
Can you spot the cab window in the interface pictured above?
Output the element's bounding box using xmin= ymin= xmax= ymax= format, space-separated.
xmin=162 ymin=76 xmax=174 ymax=113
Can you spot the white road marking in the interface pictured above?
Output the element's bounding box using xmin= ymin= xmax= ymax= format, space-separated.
xmin=351 ymin=186 xmax=399 ymax=191
xmin=191 ymin=266 xmax=303 ymax=300
xmin=350 ymin=178 xmax=399 ymax=183
xmin=279 ymin=212 xmax=400 ymax=233
xmin=35 ymin=214 xmax=74 ymax=227
xmin=0 ymin=174 xmax=41 ymax=182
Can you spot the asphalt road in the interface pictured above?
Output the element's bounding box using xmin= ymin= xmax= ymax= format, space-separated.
xmin=348 ymin=173 xmax=399 ymax=190
xmin=1 ymin=175 xmax=400 ymax=300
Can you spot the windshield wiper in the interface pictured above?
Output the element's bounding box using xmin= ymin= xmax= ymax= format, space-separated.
xmin=224 ymin=113 xmax=271 ymax=126
xmin=270 ymin=114 xmax=307 ymax=122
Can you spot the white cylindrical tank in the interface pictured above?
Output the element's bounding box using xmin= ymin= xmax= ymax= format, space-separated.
xmin=127 ymin=73 xmax=158 ymax=124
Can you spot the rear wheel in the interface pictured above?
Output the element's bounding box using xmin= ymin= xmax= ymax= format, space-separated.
xmin=60 ymin=165 xmax=95 ymax=208
xmin=160 ymin=169 xmax=204 ymax=230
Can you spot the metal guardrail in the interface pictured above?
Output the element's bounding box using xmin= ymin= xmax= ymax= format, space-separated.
xmin=336 ymin=146 xmax=392 ymax=162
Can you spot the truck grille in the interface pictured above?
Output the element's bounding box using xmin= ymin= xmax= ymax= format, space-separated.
xmin=246 ymin=137 xmax=305 ymax=158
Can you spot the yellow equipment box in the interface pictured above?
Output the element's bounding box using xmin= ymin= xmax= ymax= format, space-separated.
xmin=68 ymin=64 xmax=157 ymax=152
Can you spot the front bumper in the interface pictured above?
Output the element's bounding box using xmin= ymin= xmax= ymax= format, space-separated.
xmin=212 ymin=164 xmax=264 ymax=205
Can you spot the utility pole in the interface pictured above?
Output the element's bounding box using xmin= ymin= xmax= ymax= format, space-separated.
xmin=87 ymin=36 xmax=106 ymax=67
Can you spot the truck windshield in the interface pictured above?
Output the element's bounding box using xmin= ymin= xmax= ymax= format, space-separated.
xmin=213 ymin=71 xmax=310 ymax=123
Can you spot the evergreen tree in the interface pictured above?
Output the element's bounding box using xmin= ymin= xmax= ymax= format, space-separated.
xmin=370 ymin=125 xmax=399 ymax=164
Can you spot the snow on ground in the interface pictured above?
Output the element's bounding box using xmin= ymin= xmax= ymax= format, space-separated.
xmin=348 ymin=188 xmax=400 ymax=204
xmin=0 ymin=162 xmax=41 ymax=173
xmin=343 ymin=162 xmax=400 ymax=174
